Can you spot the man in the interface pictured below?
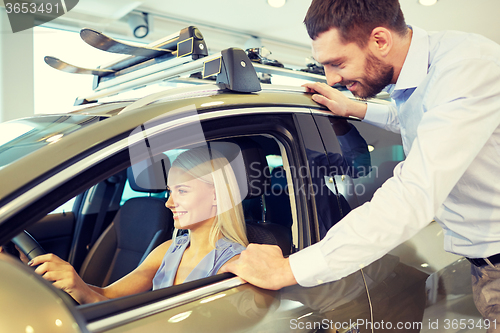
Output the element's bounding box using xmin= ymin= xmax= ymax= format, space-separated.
xmin=221 ymin=0 xmax=500 ymax=324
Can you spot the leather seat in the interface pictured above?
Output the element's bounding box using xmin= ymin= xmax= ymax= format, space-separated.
xmin=79 ymin=157 xmax=174 ymax=287
xmin=265 ymin=166 xmax=293 ymax=229
xmin=228 ymin=138 xmax=293 ymax=256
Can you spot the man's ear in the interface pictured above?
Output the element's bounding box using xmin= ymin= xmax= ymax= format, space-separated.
xmin=369 ymin=27 xmax=393 ymax=58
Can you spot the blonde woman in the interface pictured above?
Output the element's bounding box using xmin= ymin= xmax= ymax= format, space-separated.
xmin=29 ymin=146 xmax=248 ymax=304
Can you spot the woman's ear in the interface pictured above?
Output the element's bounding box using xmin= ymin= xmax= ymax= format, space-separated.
xmin=369 ymin=27 xmax=393 ymax=58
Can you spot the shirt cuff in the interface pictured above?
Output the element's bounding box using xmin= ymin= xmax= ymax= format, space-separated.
xmin=289 ymin=243 xmax=332 ymax=287
xmin=362 ymin=103 xmax=390 ymax=127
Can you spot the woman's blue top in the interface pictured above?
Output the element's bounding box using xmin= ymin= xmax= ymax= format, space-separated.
xmin=152 ymin=233 xmax=245 ymax=290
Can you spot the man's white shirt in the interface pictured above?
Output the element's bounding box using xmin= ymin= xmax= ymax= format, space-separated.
xmin=290 ymin=26 xmax=500 ymax=286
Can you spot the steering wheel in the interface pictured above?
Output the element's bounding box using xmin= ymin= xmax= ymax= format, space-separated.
xmin=11 ymin=230 xmax=47 ymax=261
xmin=11 ymin=231 xmax=80 ymax=304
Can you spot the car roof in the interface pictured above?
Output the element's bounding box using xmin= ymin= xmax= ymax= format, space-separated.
xmin=0 ymin=84 xmax=323 ymax=205
xmin=0 ymin=72 xmax=395 ymax=209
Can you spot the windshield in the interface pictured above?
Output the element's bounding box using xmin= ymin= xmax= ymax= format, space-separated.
xmin=0 ymin=115 xmax=101 ymax=168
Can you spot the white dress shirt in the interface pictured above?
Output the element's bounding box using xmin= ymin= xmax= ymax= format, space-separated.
xmin=290 ymin=26 xmax=500 ymax=286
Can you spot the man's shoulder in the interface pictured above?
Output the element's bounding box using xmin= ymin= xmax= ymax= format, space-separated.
xmin=428 ymin=30 xmax=500 ymax=68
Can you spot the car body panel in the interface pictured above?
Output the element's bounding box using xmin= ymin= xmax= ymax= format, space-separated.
xmin=0 ymin=254 xmax=88 ymax=333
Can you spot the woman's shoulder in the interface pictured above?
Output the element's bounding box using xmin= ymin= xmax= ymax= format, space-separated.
xmin=213 ymin=239 xmax=245 ymax=274
xmin=216 ymin=238 xmax=246 ymax=256
xmin=148 ymin=238 xmax=174 ymax=259
xmin=156 ymin=234 xmax=190 ymax=255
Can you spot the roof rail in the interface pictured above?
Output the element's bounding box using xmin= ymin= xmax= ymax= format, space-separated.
xmin=44 ymin=26 xmax=335 ymax=105
xmin=75 ymin=47 xmax=262 ymax=104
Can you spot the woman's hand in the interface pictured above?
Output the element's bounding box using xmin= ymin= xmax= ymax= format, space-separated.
xmin=303 ymin=82 xmax=367 ymax=119
xmin=29 ymin=253 xmax=104 ymax=304
xmin=0 ymin=244 xmax=29 ymax=264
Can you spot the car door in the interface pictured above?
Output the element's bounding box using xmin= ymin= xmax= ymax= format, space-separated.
xmin=0 ymin=104 xmax=372 ymax=333
xmin=73 ymin=106 xmax=374 ymax=333
xmin=24 ymin=197 xmax=79 ymax=260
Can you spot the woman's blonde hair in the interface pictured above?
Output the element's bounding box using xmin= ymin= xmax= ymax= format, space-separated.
xmin=171 ymin=146 xmax=249 ymax=247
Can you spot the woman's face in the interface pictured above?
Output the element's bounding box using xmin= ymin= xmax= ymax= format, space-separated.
xmin=166 ymin=166 xmax=217 ymax=229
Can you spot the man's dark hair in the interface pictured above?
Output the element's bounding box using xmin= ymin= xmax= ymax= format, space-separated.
xmin=304 ymin=0 xmax=408 ymax=47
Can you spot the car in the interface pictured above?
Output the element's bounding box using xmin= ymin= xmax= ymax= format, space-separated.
xmin=0 ymin=26 xmax=482 ymax=333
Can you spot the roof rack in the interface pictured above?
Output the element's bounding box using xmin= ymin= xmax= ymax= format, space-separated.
xmin=45 ymin=26 xmax=333 ymax=105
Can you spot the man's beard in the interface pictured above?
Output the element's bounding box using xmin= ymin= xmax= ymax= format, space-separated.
xmin=350 ymin=53 xmax=394 ymax=100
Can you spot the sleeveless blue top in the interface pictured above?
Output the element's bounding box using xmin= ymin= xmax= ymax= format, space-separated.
xmin=152 ymin=233 xmax=246 ymax=290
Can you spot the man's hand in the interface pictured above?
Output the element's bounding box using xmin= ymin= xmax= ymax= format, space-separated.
xmin=303 ymin=82 xmax=367 ymax=119
xmin=220 ymin=244 xmax=297 ymax=290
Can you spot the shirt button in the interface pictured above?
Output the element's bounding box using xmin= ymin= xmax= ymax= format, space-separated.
xmin=317 ymin=279 xmax=324 ymax=284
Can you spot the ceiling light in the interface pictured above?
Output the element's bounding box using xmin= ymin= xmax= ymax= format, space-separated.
xmin=268 ymin=0 xmax=286 ymax=8
xmin=418 ymin=0 xmax=437 ymax=6
xmin=128 ymin=12 xmax=149 ymax=38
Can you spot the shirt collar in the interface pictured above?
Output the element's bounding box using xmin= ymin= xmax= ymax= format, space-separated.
xmin=392 ymin=25 xmax=429 ymax=93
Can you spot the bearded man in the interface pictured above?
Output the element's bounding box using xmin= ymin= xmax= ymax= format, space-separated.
xmin=222 ymin=0 xmax=500 ymax=326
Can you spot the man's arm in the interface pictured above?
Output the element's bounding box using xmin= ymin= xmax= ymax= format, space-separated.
xmin=290 ymin=58 xmax=500 ymax=287
xmin=303 ymin=82 xmax=400 ymax=133
xmin=303 ymin=82 xmax=368 ymax=119
xmin=225 ymin=59 xmax=500 ymax=289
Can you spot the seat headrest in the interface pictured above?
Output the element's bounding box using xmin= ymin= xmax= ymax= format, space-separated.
xmin=211 ymin=138 xmax=270 ymax=200
xmin=127 ymin=156 xmax=171 ymax=193
xmin=128 ymin=138 xmax=270 ymax=198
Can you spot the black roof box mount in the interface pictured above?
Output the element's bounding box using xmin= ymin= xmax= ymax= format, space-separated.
xmin=213 ymin=48 xmax=261 ymax=93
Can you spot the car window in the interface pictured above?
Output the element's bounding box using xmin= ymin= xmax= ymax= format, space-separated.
xmin=295 ymin=113 xmax=348 ymax=241
xmin=70 ymin=108 xmax=299 ymax=292
xmin=313 ymin=112 xmax=404 ymax=220
xmin=340 ymin=120 xmax=404 ymax=207
xmin=126 ymin=133 xmax=296 ymax=252
xmin=50 ymin=197 xmax=77 ymax=214
xmin=120 ymin=180 xmax=167 ymax=205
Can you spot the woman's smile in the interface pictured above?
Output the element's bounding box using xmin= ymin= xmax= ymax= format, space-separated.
xmin=166 ymin=166 xmax=217 ymax=229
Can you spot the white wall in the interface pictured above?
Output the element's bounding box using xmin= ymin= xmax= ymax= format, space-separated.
xmin=0 ymin=8 xmax=34 ymax=122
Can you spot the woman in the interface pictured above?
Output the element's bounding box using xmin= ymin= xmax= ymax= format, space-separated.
xmin=28 ymin=146 xmax=249 ymax=304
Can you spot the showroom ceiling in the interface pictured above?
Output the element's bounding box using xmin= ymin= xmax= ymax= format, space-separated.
xmin=43 ymin=0 xmax=500 ymax=67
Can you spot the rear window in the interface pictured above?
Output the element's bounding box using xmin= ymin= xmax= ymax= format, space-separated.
xmin=0 ymin=115 xmax=101 ymax=168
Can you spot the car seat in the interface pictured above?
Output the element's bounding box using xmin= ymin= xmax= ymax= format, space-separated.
xmin=79 ymin=157 xmax=174 ymax=287
xmin=231 ymin=138 xmax=293 ymax=256
xmin=265 ymin=166 xmax=293 ymax=229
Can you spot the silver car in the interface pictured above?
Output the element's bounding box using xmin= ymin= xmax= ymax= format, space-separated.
xmin=0 ymin=27 xmax=481 ymax=333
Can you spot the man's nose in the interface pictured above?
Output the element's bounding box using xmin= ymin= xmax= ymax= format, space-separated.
xmin=325 ymin=69 xmax=342 ymax=86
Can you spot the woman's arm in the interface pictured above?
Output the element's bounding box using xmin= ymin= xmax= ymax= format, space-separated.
xmin=96 ymin=240 xmax=172 ymax=299
xmin=30 ymin=239 xmax=172 ymax=304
